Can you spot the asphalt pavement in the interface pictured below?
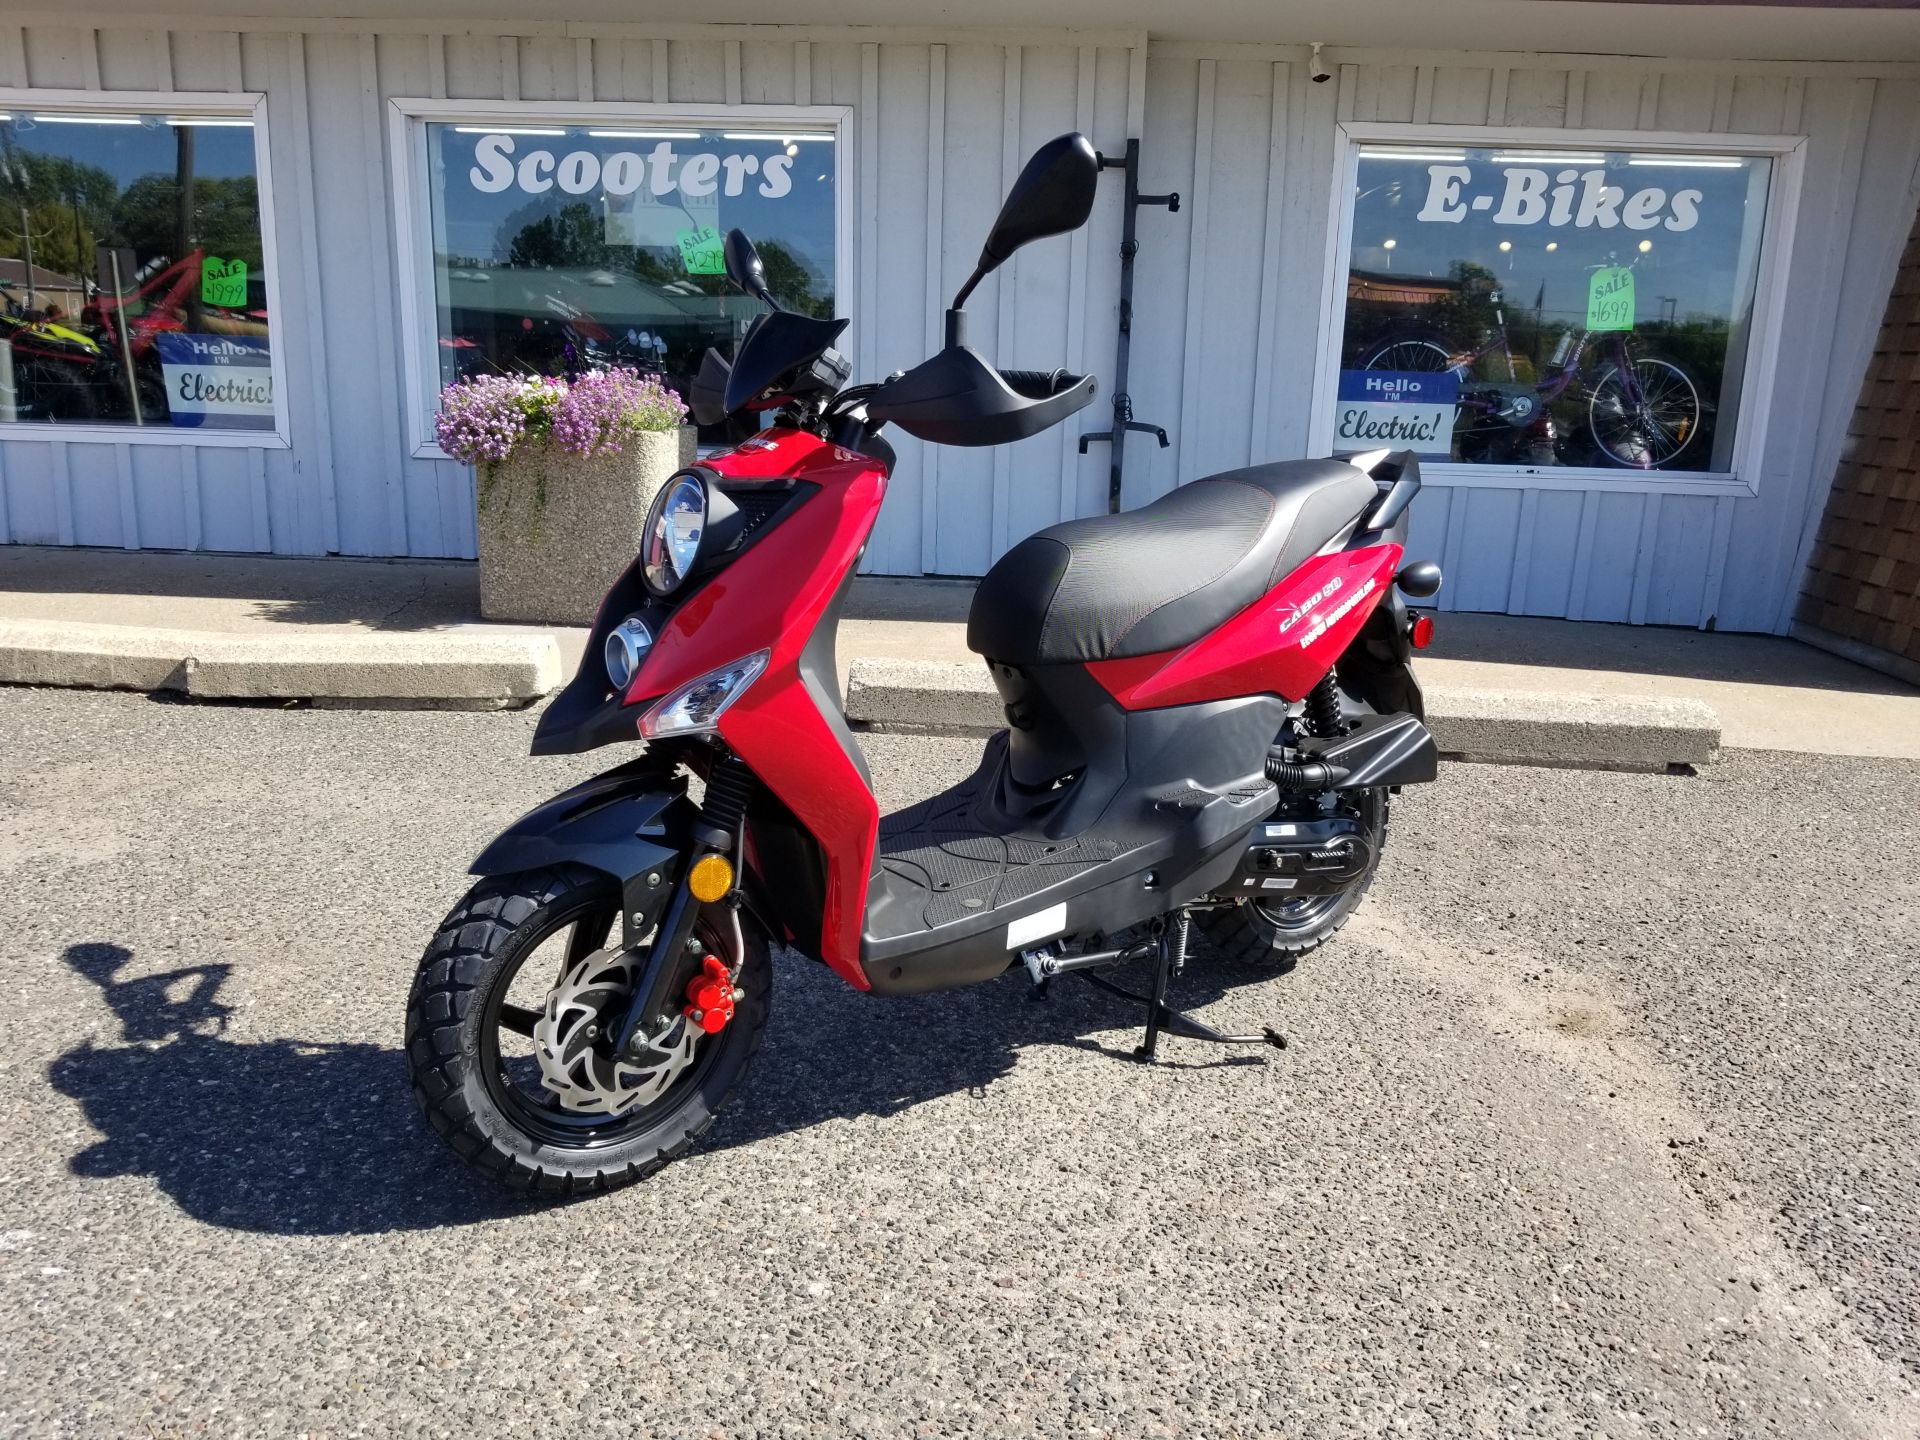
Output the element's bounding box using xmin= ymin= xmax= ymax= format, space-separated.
xmin=0 ymin=686 xmax=1916 ymax=1438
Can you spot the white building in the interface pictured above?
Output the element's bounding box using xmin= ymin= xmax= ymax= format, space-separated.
xmin=1 ymin=0 xmax=1916 ymax=637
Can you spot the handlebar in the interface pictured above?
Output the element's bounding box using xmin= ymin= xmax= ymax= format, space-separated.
xmin=998 ymin=368 xmax=1087 ymax=400
xmin=868 ymin=346 xmax=1097 ymax=447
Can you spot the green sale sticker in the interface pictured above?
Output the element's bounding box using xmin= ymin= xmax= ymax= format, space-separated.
xmin=677 ymin=226 xmax=726 ymax=276
xmin=1587 ymin=266 xmax=1635 ymax=332
xmin=201 ymin=257 xmax=249 ymax=309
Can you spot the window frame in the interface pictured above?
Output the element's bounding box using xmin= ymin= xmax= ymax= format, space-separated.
xmin=387 ymin=96 xmax=854 ymax=461
xmin=0 ymin=87 xmax=286 ymax=449
xmin=1311 ymin=121 xmax=1807 ymax=497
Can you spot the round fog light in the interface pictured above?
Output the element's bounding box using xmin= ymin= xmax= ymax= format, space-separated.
xmin=604 ymin=617 xmax=653 ymax=691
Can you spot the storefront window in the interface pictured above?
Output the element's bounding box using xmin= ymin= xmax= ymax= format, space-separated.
xmin=422 ymin=121 xmax=838 ymax=444
xmin=0 ymin=107 xmax=274 ymax=432
xmin=1331 ymin=141 xmax=1773 ymax=474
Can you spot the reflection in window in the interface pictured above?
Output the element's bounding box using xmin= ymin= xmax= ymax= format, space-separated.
xmin=424 ymin=123 xmax=838 ymax=445
xmin=0 ymin=109 xmax=273 ymax=430
xmin=1333 ymin=144 xmax=1772 ymax=473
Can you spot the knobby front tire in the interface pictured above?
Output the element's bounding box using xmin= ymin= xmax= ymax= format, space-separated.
xmin=405 ymin=864 xmax=770 ymax=1196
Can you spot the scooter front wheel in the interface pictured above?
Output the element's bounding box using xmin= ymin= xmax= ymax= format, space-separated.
xmin=405 ymin=864 xmax=769 ymax=1195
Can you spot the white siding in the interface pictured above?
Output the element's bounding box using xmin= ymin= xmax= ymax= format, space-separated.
xmin=1133 ymin=44 xmax=1920 ymax=632
xmin=0 ymin=20 xmax=1915 ymax=637
xmin=0 ymin=19 xmax=1140 ymax=568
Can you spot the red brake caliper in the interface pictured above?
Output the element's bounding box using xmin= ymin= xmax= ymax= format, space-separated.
xmin=684 ymin=955 xmax=738 ymax=1035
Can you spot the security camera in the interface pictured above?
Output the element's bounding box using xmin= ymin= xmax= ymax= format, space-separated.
xmin=1309 ymin=43 xmax=1331 ymax=84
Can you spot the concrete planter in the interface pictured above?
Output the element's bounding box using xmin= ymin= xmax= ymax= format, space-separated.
xmin=475 ymin=426 xmax=696 ymax=625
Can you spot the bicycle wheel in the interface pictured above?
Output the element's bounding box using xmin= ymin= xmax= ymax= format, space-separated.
xmin=1362 ymin=336 xmax=1457 ymax=373
xmin=1587 ymin=357 xmax=1701 ymax=469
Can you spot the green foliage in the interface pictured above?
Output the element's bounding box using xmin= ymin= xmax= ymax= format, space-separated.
xmin=0 ymin=143 xmax=120 ymax=280
xmin=503 ymin=201 xmax=612 ymax=270
xmin=753 ymin=239 xmax=833 ymax=317
xmin=113 ymin=174 xmax=263 ymax=271
xmin=0 ymin=132 xmax=263 ymax=284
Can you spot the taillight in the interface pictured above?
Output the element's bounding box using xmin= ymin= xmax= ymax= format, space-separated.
xmin=1409 ymin=613 xmax=1435 ymax=650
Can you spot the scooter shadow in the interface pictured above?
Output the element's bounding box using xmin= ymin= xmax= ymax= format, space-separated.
xmin=700 ymin=944 xmax=1272 ymax=1156
xmin=48 ymin=942 xmax=540 ymax=1235
xmin=48 ymin=938 xmax=1270 ymax=1236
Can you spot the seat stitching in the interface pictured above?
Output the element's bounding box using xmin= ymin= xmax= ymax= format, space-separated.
xmin=1264 ymin=511 xmax=1313 ymax=590
xmin=1264 ymin=481 xmax=1368 ymax=589
xmin=1109 ymin=480 xmax=1278 ymax=651
xmin=1028 ymin=537 xmax=1074 ymax=659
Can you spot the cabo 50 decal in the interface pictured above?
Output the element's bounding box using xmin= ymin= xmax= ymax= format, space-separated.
xmin=1279 ymin=576 xmax=1344 ymax=635
xmin=1297 ymin=575 xmax=1378 ymax=649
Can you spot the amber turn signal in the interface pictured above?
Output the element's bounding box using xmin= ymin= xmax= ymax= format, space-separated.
xmin=688 ymin=853 xmax=735 ymax=902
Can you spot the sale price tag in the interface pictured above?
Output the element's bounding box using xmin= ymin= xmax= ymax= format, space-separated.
xmin=1587 ymin=266 xmax=1635 ymax=332
xmin=677 ymin=226 xmax=726 ymax=276
xmin=200 ymin=256 xmax=249 ymax=309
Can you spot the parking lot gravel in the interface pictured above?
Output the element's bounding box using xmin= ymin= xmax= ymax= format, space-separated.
xmin=0 ymin=685 xmax=1916 ymax=1438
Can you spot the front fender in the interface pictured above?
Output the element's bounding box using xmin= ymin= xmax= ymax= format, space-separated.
xmin=471 ymin=757 xmax=695 ymax=948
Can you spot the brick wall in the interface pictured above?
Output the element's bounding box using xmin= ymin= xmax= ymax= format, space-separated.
xmin=1794 ymin=208 xmax=1920 ymax=683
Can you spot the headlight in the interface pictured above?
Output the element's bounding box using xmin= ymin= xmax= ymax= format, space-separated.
xmin=603 ymin=616 xmax=653 ymax=691
xmin=642 ymin=473 xmax=709 ymax=595
xmin=639 ymin=650 xmax=770 ymax=738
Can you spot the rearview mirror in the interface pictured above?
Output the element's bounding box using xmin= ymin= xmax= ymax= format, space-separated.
xmin=724 ymin=229 xmax=775 ymax=308
xmin=980 ymin=133 xmax=1100 ymax=268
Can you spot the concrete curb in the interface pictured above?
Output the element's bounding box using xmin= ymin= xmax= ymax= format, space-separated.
xmin=0 ymin=619 xmax=562 ymax=708
xmin=845 ymin=658 xmax=1721 ymax=772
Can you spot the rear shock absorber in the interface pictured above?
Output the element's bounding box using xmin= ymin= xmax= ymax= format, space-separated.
xmin=1304 ymin=673 xmax=1346 ymax=738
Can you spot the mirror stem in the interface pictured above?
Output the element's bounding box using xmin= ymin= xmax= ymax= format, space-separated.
xmin=943 ymin=306 xmax=970 ymax=349
xmin=951 ymin=264 xmax=988 ymax=315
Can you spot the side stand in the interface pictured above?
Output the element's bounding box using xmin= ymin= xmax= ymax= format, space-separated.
xmin=1069 ymin=912 xmax=1288 ymax=1063
xmin=1078 ymin=138 xmax=1178 ymax=514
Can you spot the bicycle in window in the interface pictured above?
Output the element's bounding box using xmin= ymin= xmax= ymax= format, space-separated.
xmin=1358 ymin=256 xmax=1708 ymax=470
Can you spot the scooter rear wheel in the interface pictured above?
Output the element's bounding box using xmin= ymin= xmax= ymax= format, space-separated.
xmin=1195 ymin=788 xmax=1388 ymax=972
xmin=405 ymin=864 xmax=769 ymax=1195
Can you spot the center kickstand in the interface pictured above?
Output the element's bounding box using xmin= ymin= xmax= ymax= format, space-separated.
xmin=1138 ymin=911 xmax=1181 ymax=1060
xmin=1068 ymin=910 xmax=1288 ymax=1062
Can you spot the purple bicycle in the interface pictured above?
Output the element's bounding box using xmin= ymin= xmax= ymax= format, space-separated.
xmin=1359 ymin=260 xmax=1706 ymax=470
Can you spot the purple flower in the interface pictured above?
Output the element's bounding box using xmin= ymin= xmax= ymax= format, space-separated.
xmin=549 ymin=369 xmax=689 ymax=459
xmin=433 ymin=375 xmax=535 ymax=465
xmin=433 ymin=368 xmax=686 ymax=467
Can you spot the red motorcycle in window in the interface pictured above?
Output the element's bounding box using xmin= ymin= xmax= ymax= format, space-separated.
xmin=405 ymin=134 xmax=1444 ymax=1194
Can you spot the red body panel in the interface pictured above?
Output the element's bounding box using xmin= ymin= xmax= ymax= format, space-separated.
xmin=1088 ymin=543 xmax=1403 ymax=710
xmin=627 ymin=429 xmax=887 ymax=989
xmin=619 ymin=429 xmax=1396 ymax=982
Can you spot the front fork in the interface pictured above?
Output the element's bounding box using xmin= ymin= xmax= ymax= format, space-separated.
xmin=610 ymin=749 xmax=755 ymax=1062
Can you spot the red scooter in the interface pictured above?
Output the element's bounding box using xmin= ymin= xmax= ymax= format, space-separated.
xmin=406 ymin=134 xmax=1444 ymax=1194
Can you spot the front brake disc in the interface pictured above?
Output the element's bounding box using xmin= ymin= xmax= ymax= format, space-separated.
xmin=532 ymin=949 xmax=699 ymax=1115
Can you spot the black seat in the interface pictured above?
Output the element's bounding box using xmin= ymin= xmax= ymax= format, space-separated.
xmin=967 ymin=458 xmax=1381 ymax=665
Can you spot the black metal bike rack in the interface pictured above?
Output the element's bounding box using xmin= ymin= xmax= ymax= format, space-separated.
xmin=1079 ymin=138 xmax=1179 ymax=514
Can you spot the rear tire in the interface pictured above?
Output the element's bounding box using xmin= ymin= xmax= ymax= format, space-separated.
xmin=405 ymin=864 xmax=769 ymax=1195
xmin=1587 ymin=355 xmax=1703 ymax=469
xmin=1195 ymin=789 xmax=1387 ymax=971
